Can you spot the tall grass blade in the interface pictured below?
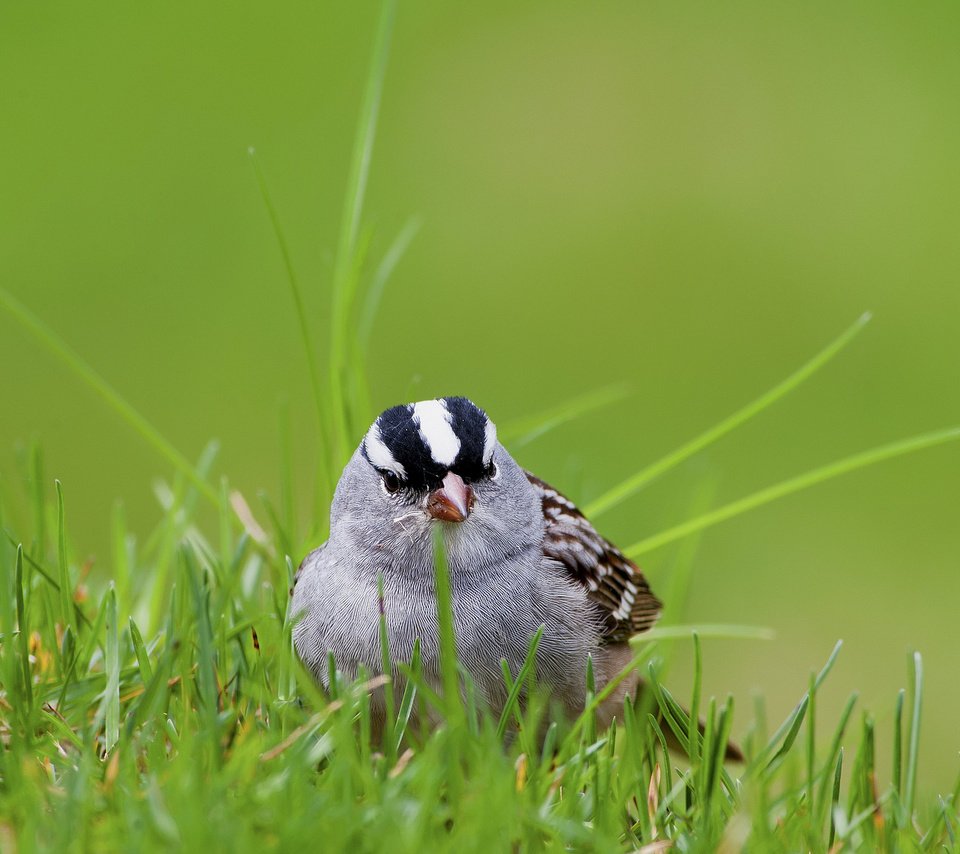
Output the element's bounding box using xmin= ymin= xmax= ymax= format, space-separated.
xmin=755 ymin=640 xmax=843 ymax=769
xmin=0 ymin=289 xmax=219 ymax=506
xmin=641 ymin=624 xmax=775 ymax=641
xmin=55 ymin=480 xmax=75 ymax=638
xmin=626 ymin=427 xmax=960 ymax=558
xmin=15 ymin=545 xmax=33 ymax=710
xmin=892 ymin=688 xmax=904 ymax=801
xmin=816 ymin=692 xmax=857 ymax=824
xmin=829 ymin=748 xmax=844 ymax=849
xmin=357 ymin=217 xmax=422 ymax=353
xmin=103 ymin=585 xmax=120 ymax=754
xmin=1 ymin=535 xmax=91 ymax=628
xmin=585 ymin=312 xmax=872 ymax=517
xmin=501 ymin=383 xmax=631 ymax=450
xmin=432 ymin=530 xmax=462 ymax=725
xmin=129 ymin=617 xmax=153 ymax=684
xmin=688 ymin=632 xmax=702 ymax=768
xmin=495 ymin=626 xmax=544 ymax=739
xmin=394 ymin=637 xmax=421 ymax=752
xmin=249 ymin=149 xmax=331 ymax=495
xmin=806 ymin=670 xmax=816 ymax=809
xmin=377 ymin=574 xmax=396 ymax=762
xmin=904 ymin=651 xmax=923 ymax=816
xmin=329 ymin=0 xmax=397 ymax=463
xmin=183 ymin=547 xmax=220 ymax=766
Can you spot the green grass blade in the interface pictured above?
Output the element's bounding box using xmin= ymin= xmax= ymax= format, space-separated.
xmin=496 ymin=625 xmax=544 ymax=739
xmin=129 ymin=617 xmax=153 ymax=684
xmin=183 ymin=546 xmax=220 ymax=766
xmin=626 ymin=426 xmax=960 ymax=558
xmin=806 ymin=670 xmax=816 ymax=810
xmin=1 ymin=533 xmax=92 ymax=628
xmin=584 ymin=313 xmax=872 ymax=517
xmin=377 ymin=574 xmax=396 ymax=763
xmin=584 ymin=654 xmax=597 ymax=748
xmin=892 ymin=687 xmax=904 ymax=802
xmin=357 ymin=216 xmax=422 ymax=352
xmin=432 ymin=530 xmax=462 ymax=725
xmin=55 ymin=480 xmax=75 ymax=639
xmin=688 ymin=632 xmax=702 ymax=769
xmin=568 ymin=644 xmax=659 ymax=741
xmin=500 ymin=383 xmax=631 ymax=450
xmin=15 ymin=545 xmax=33 ymax=710
xmin=828 ymin=748 xmax=844 ymax=849
xmin=103 ymin=585 xmax=120 ymax=755
xmin=0 ymin=289 xmax=219 ymax=507
xmin=765 ymin=696 xmax=809 ymax=773
xmin=249 ymin=148 xmax=332 ymax=495
xmin=640 ymin=623 xmax=775 ymax=641
xmin=816 ymin=692 xmax=857 ymax=824
xmin=329 ymin=0 xmax=397 ymax=463
xmin=394 ymin=637 xmax=421 ymax=753
xmin=904 ymin=651 xmax=923 ymax=816
xmin=755 ymin=640 xmax=843 ymax=769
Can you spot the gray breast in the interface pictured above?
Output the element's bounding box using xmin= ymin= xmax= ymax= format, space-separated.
xmin=290 ymin=545 xmax=602 ymax=719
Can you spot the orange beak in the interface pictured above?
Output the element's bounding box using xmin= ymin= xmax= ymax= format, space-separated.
xmin=426 ymin=471 xmax=474 ymax=523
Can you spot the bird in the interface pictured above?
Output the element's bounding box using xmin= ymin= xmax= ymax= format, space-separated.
xmin=291 ymin=396 xmax=738 ymax=757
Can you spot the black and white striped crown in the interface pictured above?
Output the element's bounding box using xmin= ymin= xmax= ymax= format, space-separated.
xmin=362 ymin=397 xmax=497 ymax=489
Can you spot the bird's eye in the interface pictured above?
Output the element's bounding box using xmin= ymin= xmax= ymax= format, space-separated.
xmin=486 ymin=462 xmax=499 ymax=480
xmin=381 ymin=470 xmax=401 ymax=494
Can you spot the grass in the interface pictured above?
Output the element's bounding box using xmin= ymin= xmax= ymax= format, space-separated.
xmin=2 ymin=1 xmax=960 ymax=850
xmin=2 ymin=475 xmax=958 ymax=851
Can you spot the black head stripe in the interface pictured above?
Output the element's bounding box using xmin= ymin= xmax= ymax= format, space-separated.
xmin=363 ymin=397 xmax=494 ymax=491
xmin=369 ymin=404 xmax=445 ymax=489
xmin=443 ymin=396 xmax=490 ymax=481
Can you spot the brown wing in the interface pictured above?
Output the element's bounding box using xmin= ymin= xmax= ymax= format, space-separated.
xmin=526 ymin=471 xmax=662 ymax=643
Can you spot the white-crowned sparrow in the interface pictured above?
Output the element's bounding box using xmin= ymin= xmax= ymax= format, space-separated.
xmin=290 ymin=396 xmax=674 ymax=732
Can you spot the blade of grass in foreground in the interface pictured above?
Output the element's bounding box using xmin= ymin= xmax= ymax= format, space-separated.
xmin=55 ymin=480 xmax=75 ymax=639
xmin=1 ymin=532 xmax=91 ymax=628
xmin=103 ymin=585 xmax=120 ymax=755
xmin=754 ymin=640 xmax=844 ymax=770
xmin=328 ymin=0 xmax=397 ymax=465
xmin=495 ymin=625 xmax=544 ymax=739
xmin=0 ymin=288 xmax=219 ymax=507
xmin=584 ymin=312 xmax=872 ymax=518
xmin=904 ymin=651 xmax=923 ymax=817
xmin=432 ymin=530 xmax=462 ymax=727
xmin=15 ymin=545 xmax=33 ymax=711
xmin=625 ymin=426 xmax=960 ymax=558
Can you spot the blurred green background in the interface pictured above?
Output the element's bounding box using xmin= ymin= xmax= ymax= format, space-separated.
xmin=2 ymin=1 xmax=958 ymax=791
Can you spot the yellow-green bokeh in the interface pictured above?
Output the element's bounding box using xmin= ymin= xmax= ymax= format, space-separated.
xmin=2 ymin=1 xmax=958 ymax=791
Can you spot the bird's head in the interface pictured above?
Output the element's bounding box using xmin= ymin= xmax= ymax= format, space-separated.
xmin=330 ymin=397 xmax=540 ymax=575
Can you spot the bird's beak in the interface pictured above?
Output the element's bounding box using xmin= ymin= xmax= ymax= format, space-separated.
xmin=427 ymin=471 xmax=473 ymax=523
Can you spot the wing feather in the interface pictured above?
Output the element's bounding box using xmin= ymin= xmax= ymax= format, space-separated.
xmin=526 ymin=471 xmax=662 ymax=642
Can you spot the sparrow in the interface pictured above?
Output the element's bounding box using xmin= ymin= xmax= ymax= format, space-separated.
xmin=291 ymin=396 xmax=732 ymax=754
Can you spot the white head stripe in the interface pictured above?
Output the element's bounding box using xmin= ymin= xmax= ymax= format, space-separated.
xmin=412 ymin=400 xmax=460 ymax=466
xmin=482 ymin=417 xmax=497 ymax=466
xmin=363 ymin=422 xmax=406 ymax=476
